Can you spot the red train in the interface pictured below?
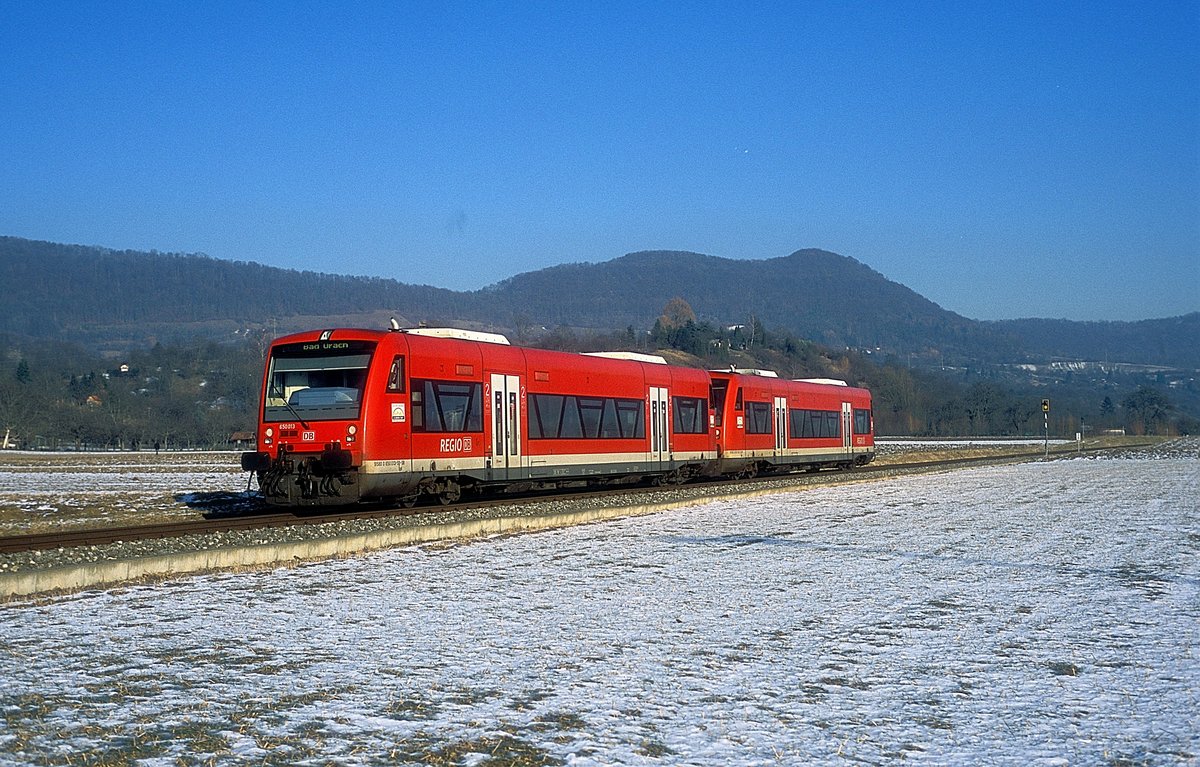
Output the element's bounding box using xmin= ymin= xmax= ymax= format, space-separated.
xmin=240 ymin=325 xmax=875 ymax=506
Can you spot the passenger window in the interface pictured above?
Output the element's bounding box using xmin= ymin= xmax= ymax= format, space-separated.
xmin=559 ymin=399 xmax=584 ymax=438
xmin=854 ymin=408 xmax=872 ymax=435
xmin=528 ymin=393 xmax=644 ymax=439
xmin=672 ymin=396 xmax=708 ymax=434
xmin=578 ymin=398 xmax=604 ymax=438
xmin=412 ymin=379 xmax=482 ymax=432
xmin=745 ymin=401 xmax=773 ymax=434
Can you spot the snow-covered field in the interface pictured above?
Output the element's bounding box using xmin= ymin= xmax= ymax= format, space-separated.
xmin=0 ymin=452 xmax=246 ymax=533
xmin=1 ymin=448 xmax=1197 ymax=766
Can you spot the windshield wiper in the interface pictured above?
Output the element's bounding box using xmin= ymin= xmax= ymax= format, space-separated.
xmin=270 ymin=383 xmax=310 ymax=429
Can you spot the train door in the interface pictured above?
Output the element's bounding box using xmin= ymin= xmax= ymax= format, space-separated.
xmin=841 ymin=401 xmax=853 ymax=458
xmin=490 ymin=373 xmax=524 ymax=477
xmin=774 ymin=396 xmax=788 ymax=457
xmin=649 ymin=386 xmax=669 ymax=468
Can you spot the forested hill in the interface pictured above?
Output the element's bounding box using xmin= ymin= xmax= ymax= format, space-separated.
xmin=1 ymin=236 xmax=1195 ymax=368
xmin=481 ymin=249 xmax=1022 ymax=361
xmin=987 ymin=314 xmax=1200 ymax=369
xmin=0 ymin=236 xmax=461 ymax=338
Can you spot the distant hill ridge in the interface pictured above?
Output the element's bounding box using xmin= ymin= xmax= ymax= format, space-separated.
xmin=483 ymin=249 xmax=1011 ymax=358
xmin=1 ymin=236 xmax=1195 ymax=368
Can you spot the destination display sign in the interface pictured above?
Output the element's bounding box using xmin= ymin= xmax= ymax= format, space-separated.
xmin=273 ymin=339 xmax=377 ymax=357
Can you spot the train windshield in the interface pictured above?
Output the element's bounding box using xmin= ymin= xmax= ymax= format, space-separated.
xmin=264 ymin=340 xmax=375 ymax=422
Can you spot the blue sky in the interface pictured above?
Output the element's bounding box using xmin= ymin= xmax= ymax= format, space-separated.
xmin=2 ymin=1 xmax=1197 ymax=321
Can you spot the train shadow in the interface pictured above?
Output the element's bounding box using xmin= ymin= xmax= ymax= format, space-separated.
xmin=175 ymin=491 xmax=270 ymax=519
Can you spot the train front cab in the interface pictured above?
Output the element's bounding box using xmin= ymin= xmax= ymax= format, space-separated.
xmin=242 ymin=332 xmax=384 ymax=505
xmin=783 ymin=378 xmax=876 ymax=469
xmin=245 ymin=327 xmax=528 ymax=507
xmin=709 ymin=370 xmax=875 ymax=475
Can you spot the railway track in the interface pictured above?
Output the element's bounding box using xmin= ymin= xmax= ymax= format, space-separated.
xmin=0 ymin=442 xmax=1149 ymax=555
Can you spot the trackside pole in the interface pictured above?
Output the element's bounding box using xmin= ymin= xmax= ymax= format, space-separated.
xmin=1042 ymin=398 xmax=1050 ymax=458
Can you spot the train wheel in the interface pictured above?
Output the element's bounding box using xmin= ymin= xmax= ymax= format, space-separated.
xmin=661 ymin=469 xmax=687 ymax=485
xmin=438 ymin=481 xmax=462 ymax=505
xmin=398 ymin=494 xmax=420 ymax=508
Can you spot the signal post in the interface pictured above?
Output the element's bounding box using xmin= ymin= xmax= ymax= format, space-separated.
xmin=1042 ymin=399 xmax=1050 ymax=458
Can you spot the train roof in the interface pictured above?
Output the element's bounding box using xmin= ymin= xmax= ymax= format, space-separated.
xmin=584 ymin=351 xmax=668 ymax=364
xmin=710 ymin=366 xmax=779 ymax=377
xmin=265 ymin=326 xmax=868 ymax=398
xmin=400 ymin=327 xmax=511 ymax=345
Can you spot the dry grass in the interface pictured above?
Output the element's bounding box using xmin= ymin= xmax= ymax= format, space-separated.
xmin=872 ymin=436 xmax=1157 ymax=466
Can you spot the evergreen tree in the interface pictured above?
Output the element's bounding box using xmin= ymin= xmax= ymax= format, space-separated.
xmin=1100 ymin=396 xmax=1115 ymax=424
xmin=1122 ymin=386 xmax=1171 ymax=436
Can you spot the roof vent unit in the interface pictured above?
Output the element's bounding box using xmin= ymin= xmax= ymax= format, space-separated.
xmin=583 ymin=351 xmax=668 ymax=364
xmin=796 ymin=378 xmax=849 ymax=386
xmin=402 ymin=327 xmax=511 ymax=345
xmin=722 ymin=367 xmax=778 ymax=378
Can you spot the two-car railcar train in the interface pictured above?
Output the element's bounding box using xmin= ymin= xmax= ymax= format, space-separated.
xmin=240 ymin=326 xmax=875 ymax=506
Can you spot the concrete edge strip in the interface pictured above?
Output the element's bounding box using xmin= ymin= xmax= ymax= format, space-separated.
xmin=2 ymin=476 xmax=862 ymax=600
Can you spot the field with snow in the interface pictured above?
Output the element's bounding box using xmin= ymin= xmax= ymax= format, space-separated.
xmin=0 ymin=451 xmax=248 ymax=534
xmin=1 ymin=445 xmax=1197 ymax=765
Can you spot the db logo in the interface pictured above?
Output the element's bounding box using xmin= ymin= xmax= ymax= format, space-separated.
xmin=439 ymin=437 xmax=472 ymax=453
xmin=302 ymin=431 xmax=316 ymax=442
